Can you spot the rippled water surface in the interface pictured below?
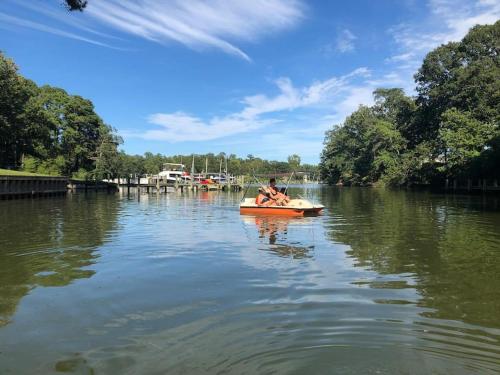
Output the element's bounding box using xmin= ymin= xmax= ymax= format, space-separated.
xmin=1 ymin=186 xmax=500 ymax=374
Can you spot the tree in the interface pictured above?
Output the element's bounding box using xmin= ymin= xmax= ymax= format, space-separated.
xmin=373 ymin=88 xmax=418 ymax=146
xmin=61 ymin=95 xmax=106 ymax=174
xmin=0 ymin=53 xmax=38 ymax=168
xmin=23 ymin=86 xmax=71 ymax=163
xmin=143 ymin=152 xmax=163 ymax=175
xmin=415 ymin=21 xmax=500 ymax=179
xmin=93 ymin=129 xmax=123 ymax=180
xmin=22 ymin=86 xmax=113 ymax=176
xmin=368 ymin=118 xmax=406 ymax=181
xmin=117 ymin=153 xmax=145 ymax=179
xmin=321 ymin=21 xmax=500 ymax=186
xmin=287 ymin=154 xmax=301 ymax=170
xmin=438 ymin=109 xmax=496 ymax=177
xmin=1 ymin=51 xmax=122 ymax=177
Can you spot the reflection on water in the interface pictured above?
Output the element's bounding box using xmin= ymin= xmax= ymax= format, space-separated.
xmin=0 ymin=187 xmax=499 ymax=374
xmin=243 ymin=215 xmax=313 ymax=258
xmin=321 ymin=188 xmax=500 ymax=329
xmin=0 ymin=194 xmax=120 ymax=327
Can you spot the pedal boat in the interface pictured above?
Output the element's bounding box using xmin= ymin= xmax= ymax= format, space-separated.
xmin=240 ymin=198 xmax=324 ymax=216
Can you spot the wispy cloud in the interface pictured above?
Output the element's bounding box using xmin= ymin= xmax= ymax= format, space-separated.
xmin=240 ymin=67 xmax=370 ymax=118
xmin=0 ymin=11 xmax=112 ymax=48
xmin=84 ymin=0 xmax=305 ymax=61
xmin=143 ymin=112 xmax=273 ymax=142
xmin=321 ymin=28 xmax=357 ymax=56
xmin=135 ymin=67 xmax=372 ymax=142
xmin=12 ymin=1 xmax=121 ymax=41
xmin=335 ymin=29 xmax=357 ymax=53
xmin=1 ymin=0 xmax=305 ymax=60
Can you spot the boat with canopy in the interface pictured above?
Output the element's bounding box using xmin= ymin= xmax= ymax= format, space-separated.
xmin=240 ymin=197 xmax=324 ymax=216
xmin=240 ymin=174 xmax=324 ymax=216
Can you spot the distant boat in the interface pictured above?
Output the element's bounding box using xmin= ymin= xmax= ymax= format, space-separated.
xmin=158 ymin=163 xmax=191 ymax=183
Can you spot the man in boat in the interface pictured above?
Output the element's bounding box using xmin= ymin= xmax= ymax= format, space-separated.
xmin=255 ymin=187 xmax=276 ymax=206
xmin=268 ymin=178 xmax=290 ymax=206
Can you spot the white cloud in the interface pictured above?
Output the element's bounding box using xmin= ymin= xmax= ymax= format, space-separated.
xmin=335 ymin=87 xmax=374 ymax=119
xmin=336 ymin=29 xmax=357 ymax=53
xmin=0 ymin=12 xmax=111 ymax=48
xmin=384 ymin=52 xmax=414 ymax=63
xmin=12 ymin=1 xmax=121 ymax=41
xmin=240 ymin=67 xmax=370 ymax=119
xmin=387 ymin=0 xmax=500 ymax=65
xmin=84 ymin=0 xmax=305 ymax=61
xmin=138 ymin=68 xmax=372 ymax=143
xmin=143 ymin=112 xmax=273 ymax=142
xmin=1 ymin=0 xmax=304 ymax=60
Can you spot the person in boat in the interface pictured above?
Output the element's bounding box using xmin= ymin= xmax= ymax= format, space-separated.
xmin=255 ymin=187 xmax=276 ymax=206
xmin=268 ymin=178 xmax=290 ymax=206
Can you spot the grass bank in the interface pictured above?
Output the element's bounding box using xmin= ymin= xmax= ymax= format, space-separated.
xmin=0 ymin=168 xmax=57 ymax=177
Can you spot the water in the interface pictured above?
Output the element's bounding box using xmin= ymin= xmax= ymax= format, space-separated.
xmin=1 ymin=186 xmax=499 ymax=374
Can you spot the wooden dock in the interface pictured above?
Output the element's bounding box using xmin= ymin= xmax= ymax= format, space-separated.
xmin=0 ymin=174 xmax=242 ymax=199
xmin=444 ymin=178 xmax=500 ymax=192
xmin=118 ymin=181 xmax=242 ymax=194
xmin=68 ymin=179 xmax=118 ymax=192
xmin=0 ymin=176 xmax=118 ymax=199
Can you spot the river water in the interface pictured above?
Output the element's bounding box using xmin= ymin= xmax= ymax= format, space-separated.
xmin=1 ymin=186 xmax=499 ymax=374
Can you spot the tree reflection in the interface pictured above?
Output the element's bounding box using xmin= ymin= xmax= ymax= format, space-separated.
xmin=0 ymin=193 xmax=120 ymax=326
xmin=321 ymin=187 xmax=500 ymax=328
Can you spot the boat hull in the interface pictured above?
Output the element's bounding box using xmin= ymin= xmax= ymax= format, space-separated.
xmin=240 ymin=206 xmax=323 ymax=216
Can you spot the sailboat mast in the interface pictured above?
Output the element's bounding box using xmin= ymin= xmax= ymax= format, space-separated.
xmin=191 ymin=155 xmax=195 ymax=188
xmin=219 ymin=158 xmax=222 ymax=183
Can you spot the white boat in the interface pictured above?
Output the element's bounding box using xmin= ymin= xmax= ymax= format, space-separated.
xmin=240 ymin=197 xmax=324 ymax=216
xmin=158 ymin=163 xmax=191 ymax=183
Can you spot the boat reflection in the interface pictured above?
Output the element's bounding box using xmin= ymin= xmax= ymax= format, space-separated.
xmin=242 ymin=215 xmax=314 ymax=259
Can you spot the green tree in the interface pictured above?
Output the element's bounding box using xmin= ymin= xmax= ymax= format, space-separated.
xmin=143 ymin=152 xmax=164 ymax=174
xmin=438 ymin=108 xmax=496 ymax=177
xmin=415 ymin=21 xmax=500 ymax=178
xmin=287 ymin=154 xmax=301 ymax=170
xmin=93 ymin=129 xmax=123 ymax=180
xmin=22 ymin=85 xmax=114 ymax=176
xmin=321 ymin=21 xmax=500 ymax=187
xmin=117 ymin=153 xmax=145 ymax=179
xmin=0 ymin=53 xmax=38 ymax=168
xmin=23 ymin=86 xmax=70 ymax=164
xmin=373 ymin=88 xmax=418 ymax=146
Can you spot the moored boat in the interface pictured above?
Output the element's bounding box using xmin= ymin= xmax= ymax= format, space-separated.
xmin=240 ymin=197 xmax=324 ymax=216
xmin=158 ymin=163 xmax=191 ymax=183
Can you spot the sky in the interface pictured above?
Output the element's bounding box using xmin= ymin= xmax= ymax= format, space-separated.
xmin=0 ymin=0 xmax=499 ymax=164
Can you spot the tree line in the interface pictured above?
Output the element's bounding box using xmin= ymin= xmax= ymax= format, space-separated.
xmin=116 ymin=152 xmax=317 ymax=179
xmin=0 ymin=52 xmax=315 ymax=179
xmin=319 ymin=21 xmax=500 ymax=186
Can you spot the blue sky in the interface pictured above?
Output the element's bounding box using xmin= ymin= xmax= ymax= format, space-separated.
xmin=0 ymin=0 xmax=498 ymax=163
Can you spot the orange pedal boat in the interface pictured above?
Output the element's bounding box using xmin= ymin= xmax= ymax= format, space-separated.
xmin=240 ymin=198 xmax=324 ymax=217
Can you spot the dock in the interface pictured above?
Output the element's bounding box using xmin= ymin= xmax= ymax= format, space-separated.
xmin=116 ymin=180 xmax=242 ymax=194
xmin=444 ymin=178 xmax=500 ymax=192
xmin=0 ymin=176 xmax=118 ymax=199
xmin=0 ymin=173 xmax=242 ymax=199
